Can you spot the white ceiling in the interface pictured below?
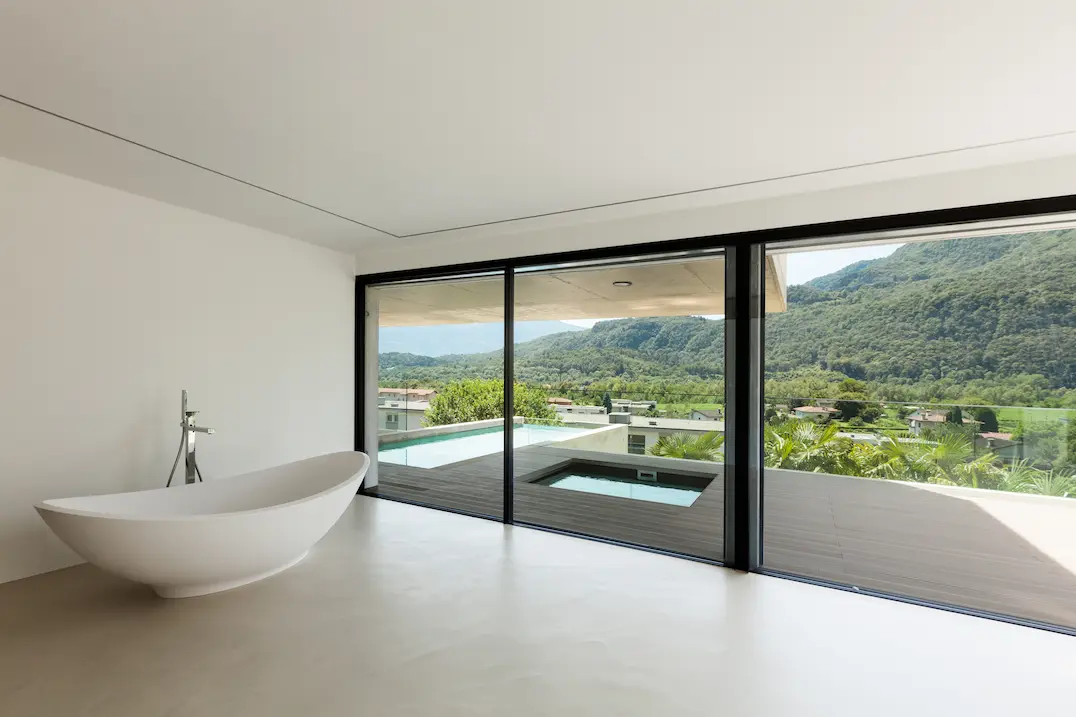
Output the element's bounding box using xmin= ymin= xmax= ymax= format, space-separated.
xmin=2 ymin=1 xmax=1076 ymax=253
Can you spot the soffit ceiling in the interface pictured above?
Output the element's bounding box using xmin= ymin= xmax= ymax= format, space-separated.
xmin=1 ymin=2 xmax=1076 ymax=253
xmin=373 ymin=255 xmax=787 ymax=326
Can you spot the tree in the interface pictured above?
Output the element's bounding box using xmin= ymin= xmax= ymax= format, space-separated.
xmin=946 ymin=406 xmax=964 ymax=425
xmin=764 ymin=420 xmax=855 ymax=474
xmin=648 ymin=432 xmax=724 ymax=461
xmin=602 ymin=392 xmax=614 ymax=415
xmin=838 ymin=378 xmax=869 ymax=394
xmin=969 ymin=407 xmax=999 ymax=432
xmin=1065 ymin=421 xmax=1076 ymax=470
xmin=424 ymin=379 xmax=557 ymax=427
xmin=835 ymin=399 xmax=862 ymax=420
xmin=858 ymin=404 xmax=883 ymax=423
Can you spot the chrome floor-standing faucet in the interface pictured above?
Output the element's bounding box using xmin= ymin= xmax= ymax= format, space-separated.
xmin=166 ymin=390 xmax=215 ymax=486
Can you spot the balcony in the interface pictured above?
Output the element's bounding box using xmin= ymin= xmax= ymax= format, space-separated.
xmin=370 ymin=410 xmax=1076 ymax=629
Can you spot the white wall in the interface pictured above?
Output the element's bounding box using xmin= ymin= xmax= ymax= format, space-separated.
xmin=0 ymin=157 xmax=355 ymax=584
xmin=359 ymin=152 xmax=1076 ymax=273
xmin=551 ymin=425 xmax=628 ymax=454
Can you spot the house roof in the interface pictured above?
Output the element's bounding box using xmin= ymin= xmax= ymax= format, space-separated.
xmin=547 ymin=397 xmax=573 ymax=405
xmin=980 ymin=432 xmax=1015 ymax=441
xmin=795 ymin=406 xmax=839 ymax=414
xmin=691 ymin=409 xmax=722 ymax=418
xmin=379 ymin=388 xmax=436 ymax=396
xmin=909 ymin=413 xmax=980 ymax=425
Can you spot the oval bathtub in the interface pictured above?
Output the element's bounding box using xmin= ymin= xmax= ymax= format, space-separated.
xmin=35 ymin=451 xmax=369 ymax=598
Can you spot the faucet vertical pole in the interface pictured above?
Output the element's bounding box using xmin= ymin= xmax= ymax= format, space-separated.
xmin=184 ymin=390 xmax=197 ymax=485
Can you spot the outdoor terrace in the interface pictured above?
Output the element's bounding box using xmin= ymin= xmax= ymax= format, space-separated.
xmin=370 ymin=443 xmax=1076 ymax=629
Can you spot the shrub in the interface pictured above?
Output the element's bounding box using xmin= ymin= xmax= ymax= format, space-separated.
xmin=424 ymin=379 xmax=557 ymax=426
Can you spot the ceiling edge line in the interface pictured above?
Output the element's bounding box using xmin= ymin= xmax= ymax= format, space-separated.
xmin=398 ymin=127 xmax=1076 ymax=238
xmin=0 ymin=93 xmax=400 ymax=239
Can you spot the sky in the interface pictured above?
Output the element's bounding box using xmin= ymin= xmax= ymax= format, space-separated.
xmin=561 ymin=243 xmax=902 ymax=328
xmin=782 ymin=243 xmax=901 ymax=287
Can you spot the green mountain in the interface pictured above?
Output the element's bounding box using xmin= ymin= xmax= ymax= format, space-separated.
xmin=379 ymin=230 xmax=1076 ymax=405
xmin=769 ymin=231 xmax=1076 ymax=389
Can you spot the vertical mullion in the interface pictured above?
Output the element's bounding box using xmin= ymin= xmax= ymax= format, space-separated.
xmin=748 ymin=244 xmax=764 ymax=569
xmin=359 ymin=281 xmax=380 ymax=491
xmin=355 ymin=277 xmax=364 ymax=455
xmin=503 ymin=268 xmax=515 ymax=523
xmin=724 ymin=243 xmax=762 ymax=569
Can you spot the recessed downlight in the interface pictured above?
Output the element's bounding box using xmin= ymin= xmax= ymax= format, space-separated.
xmin=612 ymin=281 xmax=633 ymax=287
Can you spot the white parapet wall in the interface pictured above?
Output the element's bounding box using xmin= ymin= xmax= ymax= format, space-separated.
xmin=547 ymin=424 xmax=629 ymax=453
xmin=379 ymin=417 xmax=525 ymax=446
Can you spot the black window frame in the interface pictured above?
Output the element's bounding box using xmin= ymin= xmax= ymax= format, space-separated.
xmin=356 ymin=194 xmax=1076 ymax=636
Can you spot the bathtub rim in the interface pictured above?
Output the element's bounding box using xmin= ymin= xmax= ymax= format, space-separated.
xmin=34 ymin=451 xmax=370 ymax=522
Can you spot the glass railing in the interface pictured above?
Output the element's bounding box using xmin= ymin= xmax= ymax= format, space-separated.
xmin=377 ymin=386 xmax=1076 ymax=497
xmin=762 ymin=398 xmax=1076 ymax=498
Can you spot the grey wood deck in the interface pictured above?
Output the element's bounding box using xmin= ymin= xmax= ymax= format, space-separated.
xmin=368 ymin=445 xmax=1076 ymax=628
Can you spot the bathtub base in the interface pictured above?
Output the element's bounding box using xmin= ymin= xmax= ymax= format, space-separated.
xmin=153 ymin=551 xmax=310 ymax=599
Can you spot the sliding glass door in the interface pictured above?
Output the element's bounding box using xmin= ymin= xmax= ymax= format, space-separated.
xmin=364 ymin=272 xmax=505 ymax=519
xmin=511 ymin=252 xmax=727 ymax=559
xmin=761 ymin=224 xmax=1076 ymax=630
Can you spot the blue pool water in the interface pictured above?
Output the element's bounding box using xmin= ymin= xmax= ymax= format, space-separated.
xmin=541 ymin=472 xmax=701 ymax=506
xmin=379 ymin=424 xmax=593 ymax=468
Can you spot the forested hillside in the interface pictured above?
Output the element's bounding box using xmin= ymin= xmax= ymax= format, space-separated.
xmin=379 ymin=231 xmax=1076 ymax=407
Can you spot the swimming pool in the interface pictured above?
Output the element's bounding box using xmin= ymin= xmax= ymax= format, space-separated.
xmin=538 ymin=470 xmax=703 ymax=506
xmin=379 ymin=424 xmax=593 ymax=468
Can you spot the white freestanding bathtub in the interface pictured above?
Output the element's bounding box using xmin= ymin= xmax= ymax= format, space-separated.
xmin=35 ymin=451 xmax=369 ymax=598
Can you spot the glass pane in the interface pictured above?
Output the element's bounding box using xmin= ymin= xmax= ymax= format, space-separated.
xmin=511 ymin=253 xmax=729 ymax=560
xmin=762 ymin=227 xmax=1076 ymax=628
xmin=365 ymin=273 xmax=504 ymax=518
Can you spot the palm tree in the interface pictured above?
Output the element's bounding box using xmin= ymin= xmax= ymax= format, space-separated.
xmin=764 ymin=420 xmax=855 ymax=474
xmin=852 ymin=431 xmax=1000 ymax=488
xmin=993 ymin=459 xmax=1044 ymax=493
xmin=853 ymin=435 xmax=935 ymax=482
xmin=919 ymin=432 xmax=973 ymax=484
xmin=1022 ymin=471 xmax=1076 ymax=497
xmin=648 ymin=432 xmax=724 ymax=461
xmin=951 ymin=453 xmax=998 ymax=489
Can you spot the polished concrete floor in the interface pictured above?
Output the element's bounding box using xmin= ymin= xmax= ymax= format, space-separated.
xmin=2 ymin=497 xmax=1075 ymax=716
xmin=377 ymin=447 xmax=1076 ymax=627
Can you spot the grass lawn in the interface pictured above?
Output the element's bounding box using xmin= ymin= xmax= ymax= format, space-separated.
xmin=659 ymin=402 xmax=723 ymax=419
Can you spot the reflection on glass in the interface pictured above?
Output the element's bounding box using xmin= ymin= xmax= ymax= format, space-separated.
xmin=763 ymin=228 xmax=1076 ymax=628
xmin=366 ymin=274 xmax=504 ymax=518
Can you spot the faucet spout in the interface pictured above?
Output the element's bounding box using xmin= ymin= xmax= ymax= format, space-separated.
xmin=166 ymin=391 xmax=215 ymax=487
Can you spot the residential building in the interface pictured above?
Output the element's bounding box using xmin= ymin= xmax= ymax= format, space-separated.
xmin=574 ymin=410 xmax=724 ymax=455
xmin=611 ymin=399 xmax=659 ymax=415
xmin=378 ymin=401 xmax=430 ymax=432
xmin=793 ymin=405 xmax=840 ymax=421
xmin=976 ymin=431 xmax=1022 ymax=461
xmin=554 ymin=403 xmax=606 ymax=416
xmin=906 ymin=410 xmax=981 ymax=436
xmin=378 ymin=387 xmax=436 ymax=404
